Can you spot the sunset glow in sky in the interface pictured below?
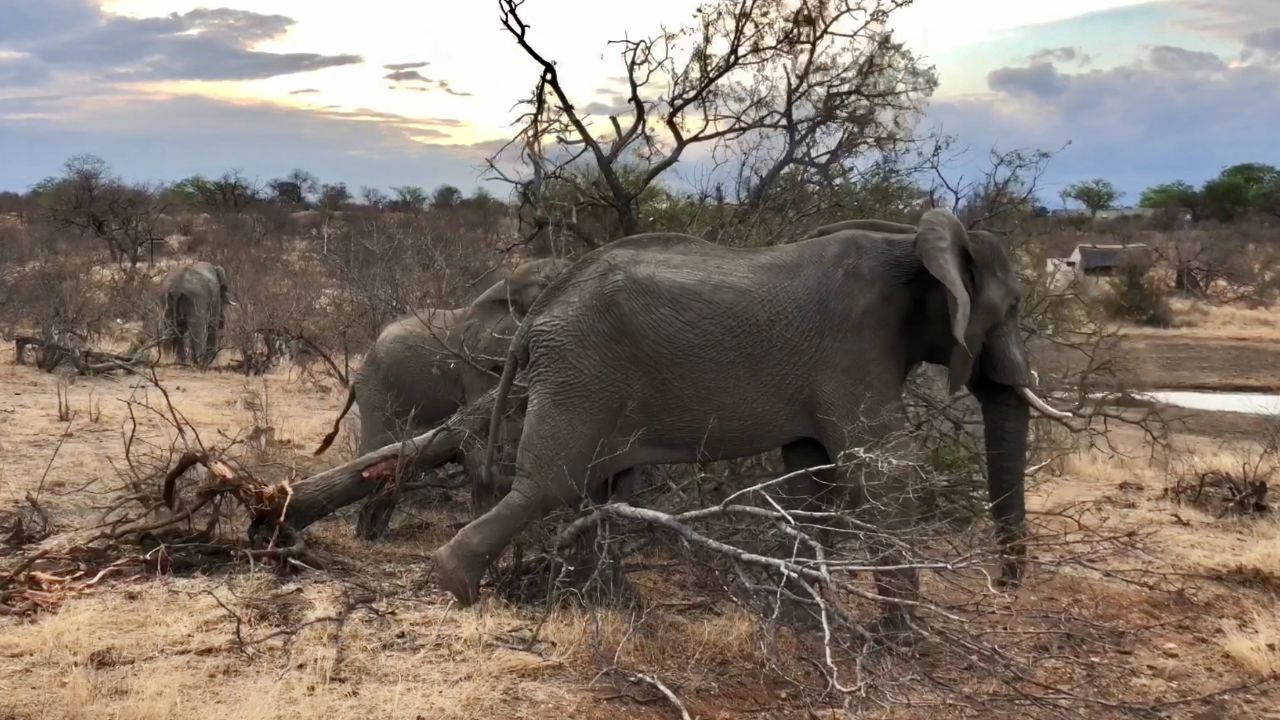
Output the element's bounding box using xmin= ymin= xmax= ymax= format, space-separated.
xmin=2 ymin=0 xmax=1276 ymax=197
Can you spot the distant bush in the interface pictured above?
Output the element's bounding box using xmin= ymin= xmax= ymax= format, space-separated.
xmin=1102 ymin=263 xmax=1174 ymax=327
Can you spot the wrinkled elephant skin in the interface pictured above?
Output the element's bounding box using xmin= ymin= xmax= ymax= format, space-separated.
xmin=434 ymin=209 xmax=1048 ymax=625
xmin=316 ymin=258 xmax=571 ymax=539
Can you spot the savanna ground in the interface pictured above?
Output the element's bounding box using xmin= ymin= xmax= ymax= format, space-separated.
xmin=5 ymin=1 xmax=1279 ymax=706
xmin=2 ymin=290 xmax=1280 ymax=719
xmin=3 ymin=157 xmax=1280 ymax=717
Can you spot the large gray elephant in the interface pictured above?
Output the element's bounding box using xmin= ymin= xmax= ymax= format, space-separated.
xmin=160 ymin=261 xmax=232 ymax=368
xmin=432 ymin=209 xmax=1071 ymax=627
xmin=315 ymin=257 xmax=572 ymax=538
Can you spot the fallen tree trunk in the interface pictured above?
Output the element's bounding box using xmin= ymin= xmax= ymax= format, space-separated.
xmin=246 ymin=388 xmax=512 ymax=542
xmin=15 ymin=336 xmax=152 ymax=375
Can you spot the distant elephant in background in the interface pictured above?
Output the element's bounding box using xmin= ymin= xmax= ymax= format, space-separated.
xmin=432 ymin=209 xmax=1073 ymax=627
xmin=160 ymin=261 xmax=232 ymax=368
xmin=315 ymin=256 xmax=573 ymax=539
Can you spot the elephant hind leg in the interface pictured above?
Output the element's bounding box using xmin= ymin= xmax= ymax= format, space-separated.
xmin=782 ymin=433 xmax=919 ymax=633
xmin=357 ymin=492 xmax=398 ymax=540
xmin=174 ymin=295 xmax=197 ymax=365
xmin=567 ymin=466 xmax=643 ymax=604
xmin=773 ymin=439 xmax=838 ymax=618
xmin=188 ymin=311 xmax=209 ymax=369
xmin=174 ymin=331 xmax=189 ymax=364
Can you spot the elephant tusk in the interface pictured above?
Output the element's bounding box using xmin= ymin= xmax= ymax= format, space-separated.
xmin=1030 ymin=369 xmax=1040 ymax=390
xmin=1016 ymin=386 xmax=1075 ymax=421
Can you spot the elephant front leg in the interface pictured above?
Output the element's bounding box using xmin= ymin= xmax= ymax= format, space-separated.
xmin=356 ymin=489 xmax=398 ymax=540
xmin=432 ymin=480 xmax=553 ymax=605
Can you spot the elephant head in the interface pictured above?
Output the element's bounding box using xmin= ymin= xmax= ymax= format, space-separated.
xmin=913 ymin=208 xmax=1064 ymax=582
xmin=470 ymin=257 xmax=572 ymax=317
xmin=461 ymin=258 xmax=572 ymax=357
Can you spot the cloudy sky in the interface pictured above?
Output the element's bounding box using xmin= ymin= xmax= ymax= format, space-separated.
xmin=0 ymin=0 xmax=1275 ymax=203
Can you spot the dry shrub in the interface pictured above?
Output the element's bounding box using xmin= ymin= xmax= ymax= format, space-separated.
xmin=1101 ymin=264 xmax=1174 ymax=327
xmin=1221 ymin=609 xmax=1280 ymax=678
xmin=218 ymin=245 xmax=323 ymax=375
xmin=1167 ymin=436 xmax=1278 ymax=518
xmin=1168 ymin=469 xmax=1270 ymax=517
xmin=1155 ymin=223 xmax=1280 ymax=303
xmin=0 ymin=214 xmax=168 ymax=367
xmin=2 ymin=247 xmax=110 ymax=349
xmin=179 ymin=208 xmax=514 ymax=378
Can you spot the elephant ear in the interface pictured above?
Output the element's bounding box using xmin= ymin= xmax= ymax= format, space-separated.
xmin=470 ymin=260 xmax=561 ymax=318
xmin=214 ymin=265 xmax=233 ymax=304
xmin=915 ymin=209 xmax=974 ymax=395
xmin=470 ymin=277 xmax=518 ymax=315
xmin=459 ymin=289 xmax=520 ymax=370
xmin=504 ymin=264 xmax=556 ymax=316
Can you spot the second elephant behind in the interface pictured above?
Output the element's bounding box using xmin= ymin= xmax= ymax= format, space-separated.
xmin=315 ymin=257 xmax=571 ymax=538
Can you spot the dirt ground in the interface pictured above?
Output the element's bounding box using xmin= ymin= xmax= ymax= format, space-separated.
xmin=1119 ymin=300 xmax=1280 ymax=393
xmin=2 ymin=325 xmax=1280 ymax=718
xmin=1121 ymin=335 xmax=1280 ymax=393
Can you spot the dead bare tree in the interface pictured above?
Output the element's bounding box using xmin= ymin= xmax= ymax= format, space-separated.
xmin=490 ymin=0 xmax=936 ymax=249
xmin=922 ymin=137 xmax=1065 ymax=231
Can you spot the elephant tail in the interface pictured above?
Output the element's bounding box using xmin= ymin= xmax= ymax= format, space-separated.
xmin=483 ymin=324 xmax=529 ymax=488
xmin=314 ymin=384 xmax=357 ymax=456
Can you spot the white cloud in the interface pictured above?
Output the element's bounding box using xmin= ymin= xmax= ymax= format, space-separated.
xmin=930 ymin=39 xmax=1280 ymax=197
xmin=2 ymin=1 xmax=361 ymax=84
xmin=8 ymin=0 xmax=1277 ymax=198
xmin=0 ymin=92 xmax=492 ymax=191
xmin=890 ymin=0 xmax=1155 ymax=53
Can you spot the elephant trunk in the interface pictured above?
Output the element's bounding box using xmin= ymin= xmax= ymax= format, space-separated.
xmin=975 ymin=382 xmax=1030 ymax=585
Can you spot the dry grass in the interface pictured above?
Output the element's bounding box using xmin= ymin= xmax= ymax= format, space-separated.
xmin=0 ymin=576 xmax=585 ymax=720
xmin=0 ymin=353 xmax=782 ymax=719
xmin=1054 ymin=438 xmax=1280 ymax=578
xmin=1221 ymin=609 xmax=1280 ymax=678
xmin=5 ymin=345 xmax=1280 ymax=717
xmin=1057 ymin=450 xmax=1162 ymax=488
xmin=1125 ymin=297 xmax=1280 ymax=343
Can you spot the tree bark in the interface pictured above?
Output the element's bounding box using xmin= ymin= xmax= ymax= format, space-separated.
xmin=250 ymin=390 xmax=502 ymax=538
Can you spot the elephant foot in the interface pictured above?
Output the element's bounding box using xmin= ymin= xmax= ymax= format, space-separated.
xmin=995 ymin=557 xmax=1026 ymax=589
xmin=431 ymin=541 xmax=486 ymax=606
